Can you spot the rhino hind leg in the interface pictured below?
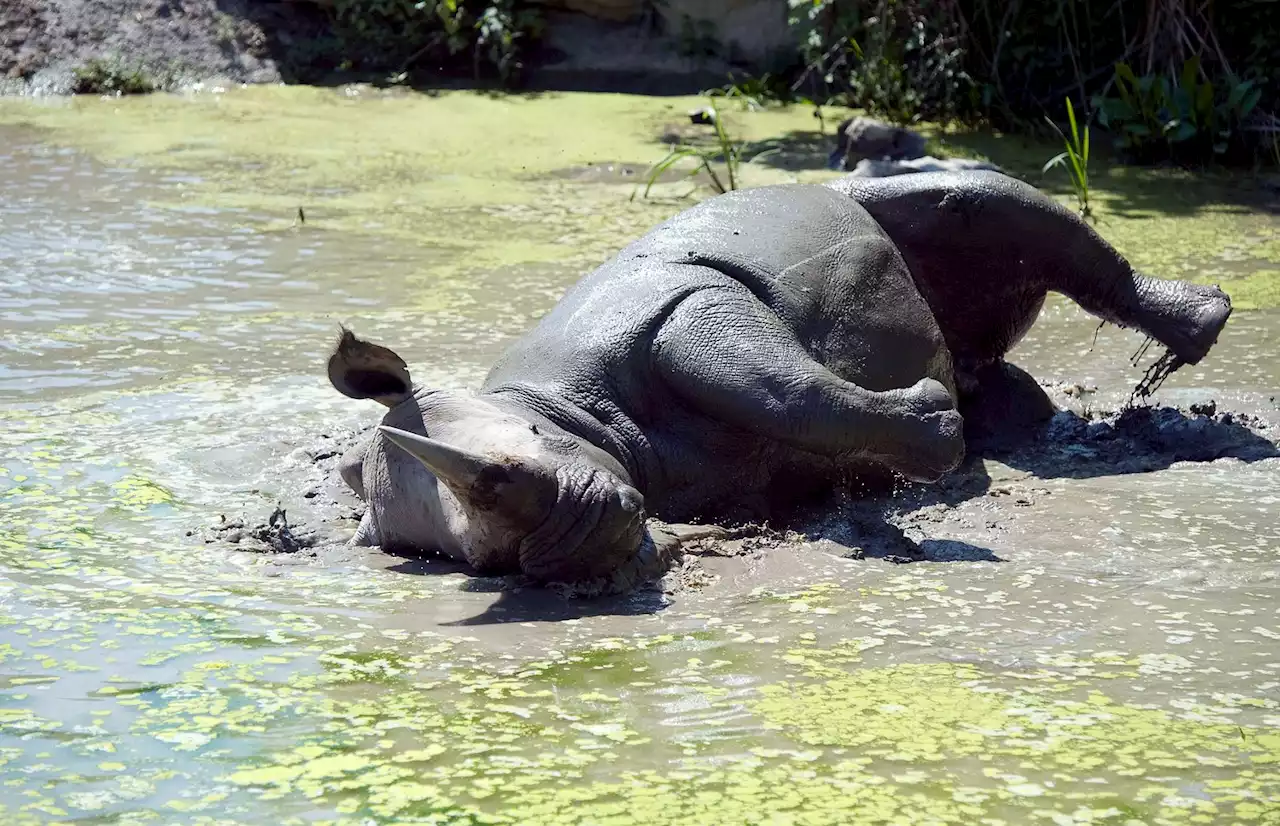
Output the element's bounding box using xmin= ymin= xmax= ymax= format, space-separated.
xmin=959 ymin=360 xmax=1058 ymax=452
xmin=652 ymin=289 xmax=964 ymax=484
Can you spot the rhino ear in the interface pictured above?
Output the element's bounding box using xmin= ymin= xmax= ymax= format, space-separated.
xmin=328 ymin=327 xmax=413 ymax=407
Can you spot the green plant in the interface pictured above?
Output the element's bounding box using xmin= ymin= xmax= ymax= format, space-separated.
xmin=1043 ymin=97 xmax=1093 ymax=221
xmin=706 ymin=75 xmax=773 ymax=112
xmin=326 ymin=0 xmax=542 ymax=83
xmin=1092 ymin=57 xmax=1264 ymax=164
xmin=787 ymin=0 xmax=971 ymax=125
xmin=772 ymin=0 xmax=1276 ymax=166
xmin=632 ymin=101 xmax=767 ymax=201
xmin=72 ymin=57 xmax=157 ymax=95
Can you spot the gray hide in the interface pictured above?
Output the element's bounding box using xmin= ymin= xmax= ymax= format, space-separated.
xmin=847 ymin=156 xmax=1006 ymax=178
xmin=330 ymin=184 xmax=964 ymax=586
xmin=825 ymin=170 xmax=1233 ymax=375
xmin=330 ymin=172 xmax=1231 ymax=588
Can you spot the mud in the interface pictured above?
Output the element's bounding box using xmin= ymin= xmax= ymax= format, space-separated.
xmin=221 ymin=396 xmax=1277 ymax=604
xmin=3 ymin=99 xmax=1280 ymax=825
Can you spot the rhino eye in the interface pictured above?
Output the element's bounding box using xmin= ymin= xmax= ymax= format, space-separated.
xmin=469 ymin=465 xmax=514 ymax=509
xmin=347 ymin=369 xmax=408 ymax=398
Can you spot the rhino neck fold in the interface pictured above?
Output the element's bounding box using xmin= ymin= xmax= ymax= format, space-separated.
xmin=482 ymin=382 xmax=652 ymax=494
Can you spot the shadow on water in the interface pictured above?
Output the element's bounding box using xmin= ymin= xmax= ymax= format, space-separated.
xmin=918 ymin=539 xmax=1005 ymax=563
xmin=936 ymin=128 xmax=1280 ymax=218
xmin=741 ymin=130 xmax=835 ymax=172
xmin=327 ymin=404 xmax=1275 ymax=621
xmin=442 ymin=586 xmax=669 ymax=626
xmin=381 ymin=554 xmax=670 ymax=625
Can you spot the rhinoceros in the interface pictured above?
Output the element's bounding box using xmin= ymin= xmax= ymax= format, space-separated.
xmin=327 ymin=171 xmax=1231 ymax=589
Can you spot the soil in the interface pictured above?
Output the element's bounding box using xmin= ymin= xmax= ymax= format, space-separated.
xmin=0 ymin=0 xmax=297 ymax=94
xmin=0 ymin=0 xmax=742 ymax=96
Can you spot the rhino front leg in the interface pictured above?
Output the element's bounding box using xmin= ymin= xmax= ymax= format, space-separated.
xmin=352 ymin=509 xmax=380 ymax=546
xmin=338 ymin=430 xmax=375 ymax=500
xmin=653 ymin=289 xmax=965 ymax=483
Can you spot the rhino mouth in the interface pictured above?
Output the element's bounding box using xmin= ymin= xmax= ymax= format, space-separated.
xmin=517 ymin=465 xmax=646 ymax=582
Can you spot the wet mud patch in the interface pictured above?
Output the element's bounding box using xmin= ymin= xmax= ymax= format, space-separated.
xmin=1030 ymin=404 xmax=1278 ymax=471
xmin=863 ymin=400 xmax=1277 ymax=556
xmin=697 ymin=398 xmax=1280 ymax=574
xmin=199 ymin=507 xmax=317 ymax=555
xmin=233 ymin=396 xmax=1279 ymax=611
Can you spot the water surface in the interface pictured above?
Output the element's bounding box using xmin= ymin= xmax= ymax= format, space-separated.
xmin=1 ymin=117 xmax=1279 ymax=825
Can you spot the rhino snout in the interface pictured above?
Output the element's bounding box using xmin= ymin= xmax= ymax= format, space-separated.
xmin=519 ymin=471 xmax=648 ymax=583
xmin=615 ymin=483 xmax=645 ymax=521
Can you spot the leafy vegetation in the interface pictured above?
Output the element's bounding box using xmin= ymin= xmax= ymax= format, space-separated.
xmin=1092 ymin=57 xmax=1263 ymax=165
xmin=781 ymin=0 xmax=1279 ymax=168
xmin=788 ymin=0 xmax=970 ymax=126
xmin=1043 ymin=97 xmax=1092 ymax=220
xmin=72 ymin=57 xmax=157 ymax=96
xmin=323 ymin=0 xmax=543 ymax=83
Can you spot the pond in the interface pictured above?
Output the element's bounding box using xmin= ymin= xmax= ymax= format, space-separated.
xmin=1 ymin=87 xmax=1278 ymax=825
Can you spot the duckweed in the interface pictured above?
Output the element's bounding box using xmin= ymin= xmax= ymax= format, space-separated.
xmin=1 ymin=88 xmax=1278 ymax=824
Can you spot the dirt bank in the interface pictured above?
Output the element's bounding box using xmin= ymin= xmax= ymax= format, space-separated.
xmin=0 ymin=0 xmax=772 ymax=96
xmin=0 ymin=0 xmax=295 ymax=94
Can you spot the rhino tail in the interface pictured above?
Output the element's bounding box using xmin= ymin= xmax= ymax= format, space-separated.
xmin=327 ymin=327 xmax=414 ymax=407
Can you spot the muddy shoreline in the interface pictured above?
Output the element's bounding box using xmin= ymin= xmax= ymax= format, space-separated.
xmin=208 ymin=390 xmax=1280 ymax=613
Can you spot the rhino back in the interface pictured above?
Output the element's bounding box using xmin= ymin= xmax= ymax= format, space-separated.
xmin=479 ymin=183 xmax=950 ymax=517
xmin=485 ymin=184 xmax=946 ymax=395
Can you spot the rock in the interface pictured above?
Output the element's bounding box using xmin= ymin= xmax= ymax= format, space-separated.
xmin=828 ymin=117 xmax=928 ymax=170
xmin=688 ymin=106 xmax=717 ymax=126
xmin=847 ymin=156 xmax=1007 ymax=178
xmin=1190 ymin=399 xmax=1218 ymax=417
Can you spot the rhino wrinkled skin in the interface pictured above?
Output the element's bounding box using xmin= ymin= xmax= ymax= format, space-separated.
xmin=326 ymin=171 xmax=1231 ymax=589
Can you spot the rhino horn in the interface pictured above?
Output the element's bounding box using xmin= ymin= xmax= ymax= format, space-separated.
xmin=377 ymin=426 xmax=498 ymax=492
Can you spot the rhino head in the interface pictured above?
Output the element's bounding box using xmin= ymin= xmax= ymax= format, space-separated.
xmin=327 ymin=329 xmax=655 ymax=585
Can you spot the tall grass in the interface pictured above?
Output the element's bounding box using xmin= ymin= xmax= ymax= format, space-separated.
xmin=1043 ymin=97 xmax=1093 ymax=221
xmin=632 ymin=100 xmax=743 ymax=201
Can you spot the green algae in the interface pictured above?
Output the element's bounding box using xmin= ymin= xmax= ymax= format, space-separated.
xmin=2 ymin=570 xmax=1279 ymax=824
xmin=2 ymin=88 xmax=1279 ymax=825
xmin=920 ymin=128 xmax=1280 ymax=309
xmin=1216 ymin=269 xmax=1280 ymax=311
xmin=3 ymin=86 xmax=1275 ymax=309
xmin=0 ymin=88 xmax=827 ymax=278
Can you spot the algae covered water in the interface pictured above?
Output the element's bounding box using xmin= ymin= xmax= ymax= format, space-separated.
xmin=1 ymin=89 xmax=1279 ymax=825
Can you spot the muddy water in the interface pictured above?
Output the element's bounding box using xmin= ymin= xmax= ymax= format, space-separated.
xmin=2 ymin=122 xmax=1279 ymax=826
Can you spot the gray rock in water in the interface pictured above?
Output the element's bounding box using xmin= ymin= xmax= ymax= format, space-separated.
xmin=688 ymin=107 xmax=718 ymax=126
xmin=828 ymin=117 xmax=927 ymax=170
xmin=847 ymin=156 xmax=1007 ymax=178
